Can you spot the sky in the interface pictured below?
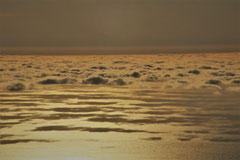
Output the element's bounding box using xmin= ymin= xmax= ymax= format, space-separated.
xmin=0 ymin=0 xmax=239 ymax=49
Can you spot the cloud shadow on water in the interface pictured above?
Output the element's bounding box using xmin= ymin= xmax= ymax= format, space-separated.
xmin=31 ymin=125 xmax=159 ymax=134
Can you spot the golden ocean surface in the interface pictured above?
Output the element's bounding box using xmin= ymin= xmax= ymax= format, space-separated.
xmin=0 ymin=53 xmax=240 ymax=160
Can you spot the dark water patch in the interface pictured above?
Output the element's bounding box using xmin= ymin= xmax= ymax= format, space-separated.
xmin=31 ymin=125 xmax=157 ymax=134
xmin=27 ymin=106 xmax=128 ymax=114
xmin=109 ymin=78 xmax=126 ymax=85
xmin=111 ymin=66 xmax=126 ymax=70
xmin=7 ymin=83 xmax=25 ymax=91
xmin=207 ymin=137 xmax=240 ymax=143
xmin=135 ymin=98 xmax=187 ymax=103
xmin=177 ymin=134 xmax=198 ymax=141
xmin=113 ymin=61 xmax=129 ymax=64
xmin=0 ymin=99 xmax=37 ymax=102
xmin=58 ymin=78 xmax=77 ymax=84
xmin=79 ymin=127 xmax=147 ymax=133
xmin=35 ymin=113 xmax=98 ymax=120
xmin=143 ymin=111 xmax=176 ymax=115
xmin=0 ymin=122 xmax=23 ymax=126
xmin=130 ymin=103 xmax=165 ymax=107
xmin=131 ymin=72 xmax=141 ymax=78
xmin=87 ymin=115 xmax=128 ymax=124
xmin=9 ymin=68 xmax=16 ymax=71
xmin=155 ymin=61 xmax=164 ymax=64
xmin=0 ymin=139 xmax=57 ymax=145
xmin=156 ymin=117 xmax=206 ymax=125
xmin=183 ymin=113 xmax=240 ymax=121
xmin=32 ymin=125 xmax=80 ymax=131
xmin=184 ymin=130 xmax=209 ymax=134
xmin=0 ymin=134 xmax=26 ymax=139
xmin=39 ymin=78 xmax=77 ymax=84
xmin=59 ymin=90 xmax=98 ymax=93
xmin=188 ymin=70 xmax=200 ymax=74
xmin=99 ymin=73 xmax=118 ymax=78
xmin=83 ymin=77 xmax=108 ymax=85
xmin=52 ymin=74 xmax=61 ymax=77
xmin=206 ymin=79 xmax=221 ymax=85
xmin=177 ymin=138 xmax=192 ymax=141
xmin=144 ymin=65 xmax=153 ymax=68
xmin=143 ymin=137 xmax=162 ymax=141
xmin=217 ymin=124 xmax=240 ymax=129
xmin=225 ymin=72 xmax=235 ymax=76
xmin=167 ymin=90 xmax=213 ymax=95
xmin=134 ymin=99 xmax=207 ymax=108
xmin=155 ymin=67 xmax=162 ymax=70
xmin=26 ymin=94 xmax=136 ymax=102
xmin=176 ymin=66 xmax=185 ymax=69
xmin=204 ymin=104 xmax=240 ymax=111
xmin=210 ymin=72 xmax=225 ymax=76
xmin=39 ymin=79 xmax=58 ymax=84
xmin=177 ymin=73 xmax=188 ymax=77
xmin=145 ymin=75 xmax=158 ymax=82
xmin=0 ymin=103 xmax=40 ymax=106
xmin=39 ymin=73 xmax=48 ymax=78
xmin=1 ymin=115 xmax=31 ymax=120
xmin=232 ymin=80 xmax=240 ymax=84
xmin=60 ymin=70 xmax=69 ymax=73
xmin=219 ymin=130 xmax=240 ymax=135
xmin=91 ymin=66 xmax=107 ymax=70
xmin=0 ymin=108 xmax=22 ymax=112
xmin=200 ymin=66 xmax=212 ymax=69
xmin=67 ymin=101 xmax=118 ymax=106
xmin=0 ymin=126 xmax=9 ymax=129
xmin=178 ymin=81 xmax=188 ymax=84
xmin=24 ymin=108 xmax=51 ymax=112
xmin=52 ymin=107 xmax=101 ymax=113
xmin=132 ymin=89 xmax=164 ymax=95
xmin=24 ymin=107 xmax=103 ymax=114
xmin=103 ymin=106 xmax=141 ymax=112
xmin=0 ymin=134 xmax=15 ymax=139
xmin=88 ymin=115 xmax=206 ymax=125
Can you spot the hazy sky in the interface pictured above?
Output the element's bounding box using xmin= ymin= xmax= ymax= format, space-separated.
xmin=0 ymin=0 xmax=239 ymax=47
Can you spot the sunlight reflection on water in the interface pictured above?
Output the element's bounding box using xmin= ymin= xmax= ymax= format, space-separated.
xmin=0 ymin=86 xmax=240 ymax=160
